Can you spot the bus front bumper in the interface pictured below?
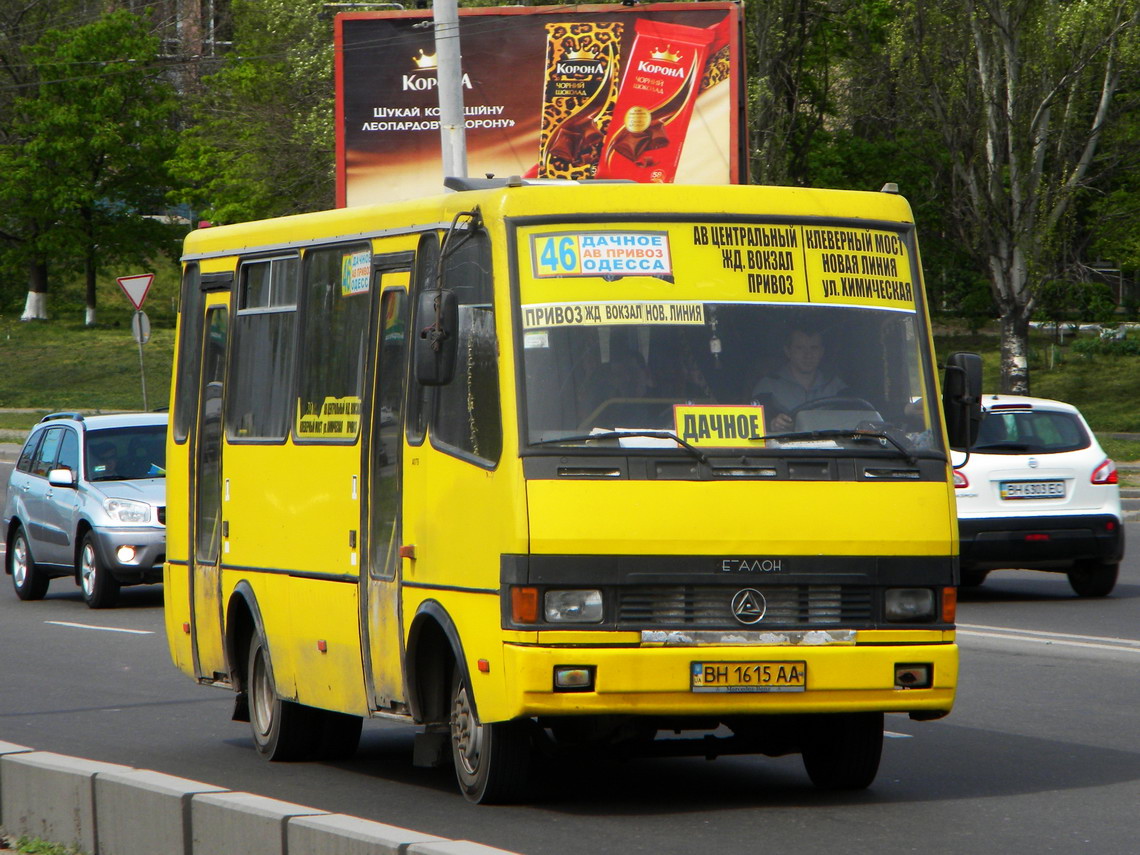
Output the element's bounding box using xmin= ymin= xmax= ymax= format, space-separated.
xmin=495 ymin=636 xmax=957 ymax=720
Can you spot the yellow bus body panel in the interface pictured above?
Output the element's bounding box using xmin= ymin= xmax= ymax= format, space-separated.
xmin=526 ymin=479 xmax=957 ymax=557
xmin=163 ymin=562 xmax=194 ymax=675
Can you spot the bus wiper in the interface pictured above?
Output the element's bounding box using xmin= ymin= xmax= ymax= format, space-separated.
xmin=531 ymin=430 xmax=708 ymax=465
xmin=759 ymin=428 xmax=918 ymax=465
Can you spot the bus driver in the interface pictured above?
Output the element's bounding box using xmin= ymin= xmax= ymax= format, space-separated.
xmin=751 ymin=327 xmax=846 ymax=432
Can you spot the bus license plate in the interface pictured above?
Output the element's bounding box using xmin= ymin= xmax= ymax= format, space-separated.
xmin=1000 ymin=480 xmax=1065 ymax=499
xmin=691 ymin=661 xmax=806 ymax=693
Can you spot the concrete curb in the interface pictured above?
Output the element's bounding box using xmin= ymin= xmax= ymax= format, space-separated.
xmin=0 ymin=741 xmax=520 ymax=855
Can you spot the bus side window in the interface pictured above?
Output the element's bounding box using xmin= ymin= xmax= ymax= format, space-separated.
xmin=433 ymin=231 xmax=502 ymax=464
xmin=227 ymin=257 xmax=298 ymax=441
xmin=173 ymin=263 xmax=204 ymax=444
xmin=295 ymin=244 xmax=372 ymax=443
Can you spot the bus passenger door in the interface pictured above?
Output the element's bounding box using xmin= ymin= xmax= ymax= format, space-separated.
xmin=362 ymin=280 xmax=410 ymax=711
xmin=191 ymin=306 xmax=229 ymax=681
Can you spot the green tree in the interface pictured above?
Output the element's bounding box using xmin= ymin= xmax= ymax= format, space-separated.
xmin=0 ymin=9 xmax=183 ymax=323
xmin=1086 ymin=75 xmax=1140 ymax=275
xmin=894 ymin=0 xmax=1140 ymax=393
xmin=170 ymin=0 xmax=336 ymax=224
xmin=0 ymin=0 xmax=83 ymax=313
xmin=748 ymin=1 xmax=892 ymax=187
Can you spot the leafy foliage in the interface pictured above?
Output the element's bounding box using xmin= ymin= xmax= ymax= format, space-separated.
xmin=168 ymin=0 xmax=336 ymax=224
xmin=0 ymin=8 xmax=184 ymax=313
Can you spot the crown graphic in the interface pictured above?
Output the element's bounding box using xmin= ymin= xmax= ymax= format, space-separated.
xmin=650 ymin=45 xmax=681 ymax=62
xmin=412 ymin=49 xmax=437 ymax=70
xmin=564 ymin=48 xmax=597 ymax=60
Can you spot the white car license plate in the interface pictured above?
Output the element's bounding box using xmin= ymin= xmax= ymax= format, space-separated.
xmin=1000 ymin=480 xmax=1065 ymax=499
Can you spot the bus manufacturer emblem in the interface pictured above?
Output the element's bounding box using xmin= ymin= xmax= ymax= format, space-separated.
xmin=731 ymin=589 xmax=767 ymax=624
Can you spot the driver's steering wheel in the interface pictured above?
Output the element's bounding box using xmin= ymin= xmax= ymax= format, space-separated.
xmin=788 ymin=396 xmax=880 ymax=416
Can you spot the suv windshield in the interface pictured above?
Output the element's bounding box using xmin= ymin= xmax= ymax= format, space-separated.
xmin=85 ymin=426 xmax=167 ymax=481
xmin=971 ymin=409 xmax=1089 ymax=454
xmin=517 ymin=220 xmax=939 ymax=457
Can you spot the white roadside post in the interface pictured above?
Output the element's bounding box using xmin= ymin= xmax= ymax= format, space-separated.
xmin=116 ymin=274 xmax=155 ymax=411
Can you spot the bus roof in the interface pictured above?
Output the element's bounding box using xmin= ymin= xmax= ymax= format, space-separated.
xmin=182 ymin=182 xmax=915 ymax=263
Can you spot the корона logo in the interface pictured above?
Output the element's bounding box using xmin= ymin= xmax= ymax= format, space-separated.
xmin=402 ymin=49 xmax=472 ymax=91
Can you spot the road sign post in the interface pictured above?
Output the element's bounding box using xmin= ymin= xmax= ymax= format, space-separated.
xmin=117 ymin=274 xmax=155 ymax=410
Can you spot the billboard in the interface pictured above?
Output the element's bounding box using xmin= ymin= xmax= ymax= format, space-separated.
xmin=335 ymin=2 xmax=746 ymax=206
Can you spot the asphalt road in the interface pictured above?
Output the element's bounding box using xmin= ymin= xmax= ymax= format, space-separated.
xmin=1 ymin=459 xmax=1138 ymax=854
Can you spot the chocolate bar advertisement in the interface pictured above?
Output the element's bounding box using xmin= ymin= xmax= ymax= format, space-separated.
xmin=335 ymin=2 xmax=744 ymax=207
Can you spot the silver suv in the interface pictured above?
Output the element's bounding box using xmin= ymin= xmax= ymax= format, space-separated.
xmin=4 ymin=412 xmax=166 ymax=608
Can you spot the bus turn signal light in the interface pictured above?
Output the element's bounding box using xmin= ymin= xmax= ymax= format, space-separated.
xmin=511 ymin=587 xmax=539 ymax=623
xmin=942 ymin=586 xmax=957 ymax=623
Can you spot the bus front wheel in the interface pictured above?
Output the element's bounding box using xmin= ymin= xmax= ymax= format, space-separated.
xmin=449 ymin=669 xmax=532 ymax=804
xmin=801 ymin=712 xmax=883 ymax=790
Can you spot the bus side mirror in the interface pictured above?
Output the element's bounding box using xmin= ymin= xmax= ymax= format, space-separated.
xmin=942 ymin=351 xmax=982 ymax=450
xmin=414 ymin=289 xmax=459 ymax=386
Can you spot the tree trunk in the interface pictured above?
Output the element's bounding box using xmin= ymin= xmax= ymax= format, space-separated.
xmin=999 ymin=310 xmax=1031 ymax=395
xmin=19 ymin=260 xmax=49 ymax=321
xmin=84 ymin=246 xmax=97 ymax=327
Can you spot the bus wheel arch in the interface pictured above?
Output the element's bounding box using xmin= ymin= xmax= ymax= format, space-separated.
xmin=225 ymin=582 xmax=265 ymax=703
xmin=406 ymin=601 xmax=467 ymax=726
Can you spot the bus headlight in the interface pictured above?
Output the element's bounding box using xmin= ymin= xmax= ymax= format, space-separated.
xmin=884 ymin=588 xmax=935 ymax=622
xmin=544 ymin=589 xmax=604 ymax=623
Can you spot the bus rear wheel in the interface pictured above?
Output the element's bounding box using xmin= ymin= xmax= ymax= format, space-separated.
xmin=449 ymin=669 xmax=532 ymax=804
xmin=801 ymin=712 xmax=883 ymax=790
xmin=247 ymin=634 xmax=317 ymax=761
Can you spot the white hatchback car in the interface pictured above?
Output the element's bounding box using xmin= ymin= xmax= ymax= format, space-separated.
xmin=953 ymin=395 xmax=1123 ymax=597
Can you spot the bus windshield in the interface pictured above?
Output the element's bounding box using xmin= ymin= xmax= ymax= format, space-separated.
xmin=516 ymin=221 xmax=939 ymax=456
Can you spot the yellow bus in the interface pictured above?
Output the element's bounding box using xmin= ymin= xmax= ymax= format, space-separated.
xmin=164 ymin=178 xmax=981 ymax=803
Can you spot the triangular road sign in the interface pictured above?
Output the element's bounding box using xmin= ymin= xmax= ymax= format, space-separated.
xmin=117 ymin=274 xmax=154 ymax=310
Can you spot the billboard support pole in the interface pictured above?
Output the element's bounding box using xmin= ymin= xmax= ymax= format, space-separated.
xmin=433 ymin=0 xmax=468 ymax=181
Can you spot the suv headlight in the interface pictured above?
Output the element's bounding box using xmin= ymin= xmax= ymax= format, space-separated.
xmin=104 ymin=498 xmax=152 ymax=524
xmin=544 ymin=590 xmax=604 ymax=623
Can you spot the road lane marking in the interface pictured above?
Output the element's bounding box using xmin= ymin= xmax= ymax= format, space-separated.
xmin=44 ymin=621 xmax=153 ymax=635
xmin=957 ymin=623 xmax=1140 ymax=654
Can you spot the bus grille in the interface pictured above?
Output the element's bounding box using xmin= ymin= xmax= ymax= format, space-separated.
xmin=616 ymin=585 xmax=873 ymax=629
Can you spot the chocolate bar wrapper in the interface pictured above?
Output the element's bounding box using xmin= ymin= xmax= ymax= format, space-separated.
xmin=595 ymin=18 xmax=714 ymax=184
xmin=538 ymin=22 xmax=623 ymax=180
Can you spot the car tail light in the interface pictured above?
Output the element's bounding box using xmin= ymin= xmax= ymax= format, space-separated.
xmin=1091 ymin=459 xmax=1117 ymax=485
xmin=953 ymin=470 xmax=968 ymax=488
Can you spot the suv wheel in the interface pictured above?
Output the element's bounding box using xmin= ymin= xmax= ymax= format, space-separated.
xmin=79 ymin=532 xmax=120 ymax=608
xmin=1066 ymin=560 xmax=1118 ymax=598
xmin=10 ymin=525 xmax=49 ymax=601
xmin=960 ymin=569 xmax=989 ymax=588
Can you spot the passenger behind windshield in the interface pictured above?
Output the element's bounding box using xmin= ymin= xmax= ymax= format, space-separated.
xmin=86 ymin=428 xmax=166 ymax=481
xmin=88 ymin=442 xmax=120 ymax=480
